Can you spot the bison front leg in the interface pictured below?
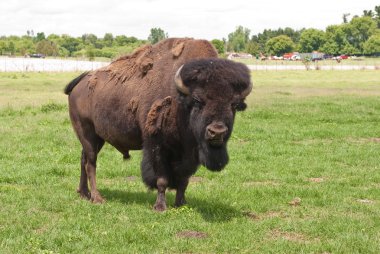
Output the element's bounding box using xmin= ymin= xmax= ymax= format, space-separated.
xmin=175 ymin=177 xmax=189 ymax=207
xmin=154 ymin=177 xmax=168 ymax=211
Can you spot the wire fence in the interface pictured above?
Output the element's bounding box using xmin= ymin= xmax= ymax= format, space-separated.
xmin=1 ymin=57 xmax=379 ymax=72
xmin=0 ymin=57 xmax=109 ymax=72
xmin=247 ymin=64 xmax=379 ymax=71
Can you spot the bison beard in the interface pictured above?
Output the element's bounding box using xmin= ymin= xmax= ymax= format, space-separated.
xmin=199 ymin=144 xmax=229 ymax=171
xmin=65 ymin=38 xmax=252 ymax=211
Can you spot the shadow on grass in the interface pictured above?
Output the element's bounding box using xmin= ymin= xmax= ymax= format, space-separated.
xmin=100 ymin=188 xmax=240 ymax=222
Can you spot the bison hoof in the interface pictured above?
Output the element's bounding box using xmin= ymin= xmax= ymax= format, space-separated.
xmin=90 ymin=194 xmax=105 ymax=204
xmin=153 ymin=203 xmax=167 ymax=212
xmin=174 ymin=200 xmax=187 ymax=208
xmin=77 ymin=188 xmax=91 ymax=200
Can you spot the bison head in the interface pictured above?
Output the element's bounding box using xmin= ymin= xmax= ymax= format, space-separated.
xmin=175 ymin=58 xmax=252 ymax=171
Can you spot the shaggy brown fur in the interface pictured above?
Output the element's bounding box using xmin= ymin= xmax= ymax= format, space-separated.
xmin=65 ymin=38 xmax=251 ymax=211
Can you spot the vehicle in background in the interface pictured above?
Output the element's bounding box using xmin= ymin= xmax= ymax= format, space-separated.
xmin=271 ymin=56 xmax=284 ymax=60
xmin=291 ymin=54 xmax=301 ymax=61
xmin=283 ymin=52 xmax=301 ymax=61
xmin=25 ymin=53 xmax=45 ymax=58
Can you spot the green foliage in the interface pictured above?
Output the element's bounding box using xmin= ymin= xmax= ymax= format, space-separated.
xmin=227 ymin=26 xmax=250 ymax=52
xmin=245 ymin=41 xmax=260 ymax=56
xmin=148 ymin=27 xmax=168 ymax=44
xmin=265 ymin=35 xmax=295 ymax=56
xmin=35 ymin=32 xmax=46 ymax=42
xmin=363 ymin=34 xmax=380 ymax=54
xmin=210 ymin=39 xmax=225 ymax=54
xmin=299 ymin=29 xmax=326 ymax=52
xmin=81 ymin=33 xmax=98 ymax=47
xmin=35 ymin=40 xmax=59 ymax=56
xmin=320 ymin=25 xmax=347 ymax=55
xmin=252 ymin=27 xmax=303 ymax=53
xmin=60 ymin=35 xmax=81 ymax=56
xmin=345 ymin=16 xmax=377 ymax=53
xmin=103 ymin=33 xmax=114 ymax=47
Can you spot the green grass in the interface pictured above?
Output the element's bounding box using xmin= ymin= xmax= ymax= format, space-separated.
xmin=1 ymin=71 xmax=380 ymax=253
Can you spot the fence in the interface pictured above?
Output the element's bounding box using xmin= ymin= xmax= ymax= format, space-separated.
xmin=247 ymin=64 xmax=378 ymax=71
xmin=1 ymin=57 xmax=379 ymax=72
xmin=0 ymin=57 xmax=109 ymax=72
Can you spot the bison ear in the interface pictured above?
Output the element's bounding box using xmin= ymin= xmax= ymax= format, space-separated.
xmin=145 ymin=97 xmax=179 ymax=138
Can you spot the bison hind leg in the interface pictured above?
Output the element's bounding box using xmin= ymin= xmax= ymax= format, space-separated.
xmin=77 ymin=150 xmax=91 ymax=200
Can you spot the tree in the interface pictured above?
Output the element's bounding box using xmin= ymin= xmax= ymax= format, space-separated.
xmin=265 ymin=35 xmax=295 ymax=56
xmin=35 ymin=32 xmax=45 ymax=42
xmin=36 ymin=40 xmax=58 ymax=56
xmin=7 ymin=41 xmax=15 ymax=55
xmin=148 ymin=28 xmax=168 ymax=44
xmin=299 ymin=28 xmax=326 ymax=52
xmin=363 ymin=10 xmax=374 ymax=17
xmin=227 ymin=26 xmax=250 ymax=52
xmin=61 ymin=35 xmax=80 ymax=56
xmin=375 ymin=5 xmax=380 ymax=28
xmin=343 ymin=13 xmax=350 ymax=23
xmin=251 ymin=27 xmax=302 ymax=53
xmin=82 ymin=33 xmax=98 ymax=47
xmin=211 ymin=39 xmax=225 ymax=54
xmin=0 ymin=40 xmax=6 ymax=55
xmin=345 ymin=16 xmax=377 ymax=53
xmin=245 ymin=41 xmax=260 ymax=56
xmin=103 ymin=33 xmax=114 ymax=47
xmin=321 ymin=25 xmax=348 ymax=55
xmin=363 ymin=34 xmax=380 ymax=55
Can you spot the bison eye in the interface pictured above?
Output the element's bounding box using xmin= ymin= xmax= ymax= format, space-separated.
xmin=232 ymin=102 xmax=247 ymax=111
xmin=192 ymin=96 xmax=204 ymax=109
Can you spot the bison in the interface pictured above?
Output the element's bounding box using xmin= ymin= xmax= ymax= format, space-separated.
xmin=64 ymin=38 xmax=252 ymax=211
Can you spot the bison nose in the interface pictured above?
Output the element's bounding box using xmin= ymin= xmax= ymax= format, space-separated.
xmin=205 ymin=122 xmax=228 ymax=146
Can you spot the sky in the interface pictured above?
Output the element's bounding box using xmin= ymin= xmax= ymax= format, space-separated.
xmin=0 ymin=0 xmax=378 ymax=40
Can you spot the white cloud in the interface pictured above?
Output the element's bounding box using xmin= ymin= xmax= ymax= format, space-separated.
xmin=0 ymin=0 xmax=378 ymax=39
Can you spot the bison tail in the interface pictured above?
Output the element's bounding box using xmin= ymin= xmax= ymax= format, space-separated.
xmin=64 ymin=71 xmax=89 ymax=95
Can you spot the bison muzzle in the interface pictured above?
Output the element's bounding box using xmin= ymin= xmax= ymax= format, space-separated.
xmin=64 ymin=38 xmax=252 ymax=211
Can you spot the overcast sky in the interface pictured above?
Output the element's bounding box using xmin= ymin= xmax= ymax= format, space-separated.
xmin=0 ymin=0 xmax=378 ymax=40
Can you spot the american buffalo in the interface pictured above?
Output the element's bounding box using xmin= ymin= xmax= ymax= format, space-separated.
xmin=64 ymin=38 xmax=252 ymax=211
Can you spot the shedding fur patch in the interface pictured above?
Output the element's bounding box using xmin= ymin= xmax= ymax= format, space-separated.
xmin=171 ymin=41 xmax=185 ymax=57
xmin=87 ymin=75 xmax=98 ymax=93
xmin=127 ymin=97 xmax=139 ymax=114
xmin=145 ymin=96 xmax=178 ymax=138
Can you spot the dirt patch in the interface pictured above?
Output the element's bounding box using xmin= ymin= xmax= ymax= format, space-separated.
xmin=357 ymin=199 xmax=375 ymax=204
xmin=269 ymin=229 xmax=312 ymax=243
xmin=288 ymin=197 xmax=301 ymax=206
xmin=243 ymin=211 xmax=260 ymax=220
xmin=308 ymin=177 xmax=324 ymax=183
xmin=243 ymin=180 xmax=279 ymax=187
xmin=347 ymin=137 xmax=380 ymax=144
xmin=292 ymin=139 xmax=333 ymax=145
xmin=176 ymin=230 xmax=208 ymax=239
xmin=126 ymin=176 xmax=137 ymax=182
xmin=189 ymin=176 xmax=204 ymax=183
xmin=244 ymin=210 xmax=288 ymax=220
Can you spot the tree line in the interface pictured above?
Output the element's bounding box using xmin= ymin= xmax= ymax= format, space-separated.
xmin=218 ymin=5 xmax=380 ymax=56
xmin=0 ymin=6 xmax=379 ymax=59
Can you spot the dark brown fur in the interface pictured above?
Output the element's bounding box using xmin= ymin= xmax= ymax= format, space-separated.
xmin=65 ymin=38 xmax=251 ymax=210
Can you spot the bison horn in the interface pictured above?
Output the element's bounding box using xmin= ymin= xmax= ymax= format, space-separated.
xmin=241 ymin=82 xmax=253 ymax=98
xmin=174 ymin=65 xmax=190 ymax=95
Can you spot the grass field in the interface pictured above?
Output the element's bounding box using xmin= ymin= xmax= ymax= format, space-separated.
xmin=1 ymin=70 xmax=380 ymax=253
